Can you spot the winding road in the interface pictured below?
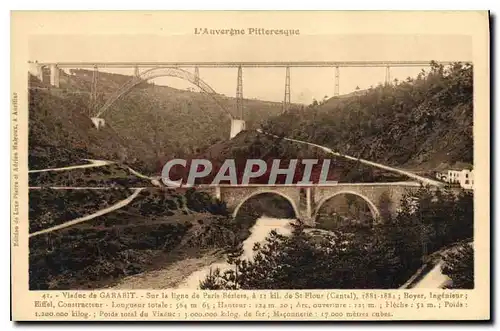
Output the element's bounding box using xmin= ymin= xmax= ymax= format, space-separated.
xmin=29 ymin=159 xmax=163 ymax=187
xmin=29 ymin=188 xmax=144 ymax=238
xmin=257 ymin=129 xmax=443 ymax=187
xmin=28 ymin=159 xmax=113 ymax=173
xmin=28 ymin=160 xmax=159 ymax=236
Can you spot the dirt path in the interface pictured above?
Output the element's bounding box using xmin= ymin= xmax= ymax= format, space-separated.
xmin=29 ymin=188 xmax=144 ymax=238
xmin=28 ymin=159 xmax=113 ymax=173
xmin=109 ymin=253 xmax=223 ymax=290
xmin=29 ymin=158 xmax=164 ymax=187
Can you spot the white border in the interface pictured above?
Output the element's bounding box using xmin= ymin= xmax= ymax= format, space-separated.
xmin=3 ymin=3 xmax=497 ymax=330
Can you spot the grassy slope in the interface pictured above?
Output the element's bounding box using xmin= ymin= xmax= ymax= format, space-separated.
xmin=28 ymin=64 xmax=473 ymax=290
xmin=29 ymin=69 xmax=286 ymax=174
xmin=29 ymin=188 xmax=248 ymax=290
xmin=29 ymin=164 xmax=153 ymax=187
xmin=28 ymin=69 xmax=289 ymax=289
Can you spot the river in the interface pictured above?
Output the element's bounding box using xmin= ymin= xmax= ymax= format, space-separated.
xmin=176 ymin=216 xmax=296 ymax=289
xmin=109 ymin=214 xmax=448 ymax=290
xmin=110 ymin=216 xmax=296 ymax=290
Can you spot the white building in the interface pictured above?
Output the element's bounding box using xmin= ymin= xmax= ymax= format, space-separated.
xmin=435 ymin=168 xmax=473 ymax=189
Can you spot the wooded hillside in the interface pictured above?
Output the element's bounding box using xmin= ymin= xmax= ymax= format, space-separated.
xmin=29 ymin=69 xmax=285 ymax=173
xmin=262 ymin=62 xmax=473 ymax=170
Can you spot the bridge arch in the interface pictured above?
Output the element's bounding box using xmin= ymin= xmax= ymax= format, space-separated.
xmin=232 ymin=190 xmax=299 ymax=219
xmin=95 ymin=67 xmax=234 ymax=119
xmin=314 ymin=190 xmax=381 ymax=223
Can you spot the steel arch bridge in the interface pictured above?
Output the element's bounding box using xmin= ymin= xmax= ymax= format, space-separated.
xmin=94 ymin=67 xmax=234 ymax=119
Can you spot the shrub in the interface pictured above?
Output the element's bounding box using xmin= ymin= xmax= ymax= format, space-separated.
xmin=200 ymin=186 xmax=474 ymax=290
xmin=442 ymin=243 xmax=474 ymax=289
xmin=200 ymin=221 xmax=402 ymax=289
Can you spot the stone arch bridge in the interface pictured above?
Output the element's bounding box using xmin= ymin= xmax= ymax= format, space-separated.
xmin=196 ymin=181 xmax=425 ymax=226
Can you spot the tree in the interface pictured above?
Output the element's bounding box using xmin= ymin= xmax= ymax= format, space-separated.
xmin=262 ymin=62 xmax=473 ymax=167
xmin=200 ymin=221 xmax=403 ymax=290
xmin=442 ymin=243 xmax=474 ymax=289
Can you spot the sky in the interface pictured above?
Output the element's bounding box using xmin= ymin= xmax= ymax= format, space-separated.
xmin=28 ymin=34 xmax=472 ymax=104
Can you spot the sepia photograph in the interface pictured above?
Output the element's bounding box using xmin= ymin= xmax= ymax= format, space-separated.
xmin=27 ymin=38 xmax=475 ymax=292
xmin=11 ymin=11 xmax=490 ymax=321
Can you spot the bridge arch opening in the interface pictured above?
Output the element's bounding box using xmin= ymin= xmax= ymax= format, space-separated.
xmin=232 ymin=191 xmax=299 ymax=220
xmin=314 ymin=191 xmax=380 ymax=231
xmin=95 ymin=67 xmax=234 ymax=119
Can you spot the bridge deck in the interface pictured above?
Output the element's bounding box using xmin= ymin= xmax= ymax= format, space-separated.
xmin=30 ymin=60 xmax=466 ymax=68
xmin=193 ymin=181 xmax=423 ymax=188
xmin=28 ymin=181 xmax=424 ymax=190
